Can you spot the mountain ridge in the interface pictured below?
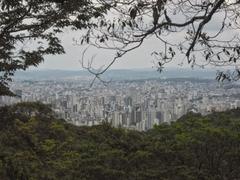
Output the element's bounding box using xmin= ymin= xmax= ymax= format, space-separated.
xmin=14 ymin=68 xmax=217 ymax=81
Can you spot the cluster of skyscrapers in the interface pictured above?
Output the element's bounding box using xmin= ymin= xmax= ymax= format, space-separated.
xmin=1 ymin=78 xmax=240 ymax=131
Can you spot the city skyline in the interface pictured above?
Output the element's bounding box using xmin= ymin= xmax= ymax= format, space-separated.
xmin=2 ymin=77 xmax=240 ymax=131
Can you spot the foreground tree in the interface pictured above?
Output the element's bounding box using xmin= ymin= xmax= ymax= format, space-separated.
xmin=81 ymin=0 xmax=240 ymax=82
xmin=0 ymin=0 xmax=109 ymax=95
xmin=1 ymin=0 xmax=240 ymax=95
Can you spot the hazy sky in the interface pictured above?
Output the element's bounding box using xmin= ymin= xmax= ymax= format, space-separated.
xmin=37 ymin=30 xmax=176 ymax=70
xmin=35 ymin=10 xmax=236 ymax=72
xmin=36 ymin=32 xmax=223 ymax=71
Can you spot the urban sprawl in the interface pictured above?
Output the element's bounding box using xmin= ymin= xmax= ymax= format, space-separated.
xmin=1 ymin=78 xmax=240 ymax=131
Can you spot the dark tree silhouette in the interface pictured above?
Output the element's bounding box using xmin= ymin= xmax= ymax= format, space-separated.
xmin=80 ymin=0 xmax=240 ymax=82
xmin=0 ymin=0 xmax=109 ymax=95
xmin=1 ymin=0 xmax=240 ymax=94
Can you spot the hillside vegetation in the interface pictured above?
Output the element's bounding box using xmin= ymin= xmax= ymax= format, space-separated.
xmin=0 ymin=102 xmax=240 ymax=180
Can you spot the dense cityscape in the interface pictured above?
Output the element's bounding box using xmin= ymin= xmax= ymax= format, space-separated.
xmin=1 ymin=77 xmax=240 ymax=131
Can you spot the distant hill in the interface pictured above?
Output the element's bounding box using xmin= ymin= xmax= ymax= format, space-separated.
xmin=14 ymin=68 xmax=217 ymax=81
xmin=0 ymin=102 xmax=240 ymax=179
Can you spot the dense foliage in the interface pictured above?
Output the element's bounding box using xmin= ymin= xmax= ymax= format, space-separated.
xmin=0 ymin=0 xmax=109 ymax=95
xmin=0 ymin=102 xmax=240 ymax=180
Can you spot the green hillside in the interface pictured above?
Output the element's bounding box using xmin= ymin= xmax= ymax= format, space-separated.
xmin=0 ymin=102 xmax=240 ymax=180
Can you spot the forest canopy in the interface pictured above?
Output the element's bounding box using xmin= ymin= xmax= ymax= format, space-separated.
xmin=0 ymin=102 xmax=240 ymax=179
